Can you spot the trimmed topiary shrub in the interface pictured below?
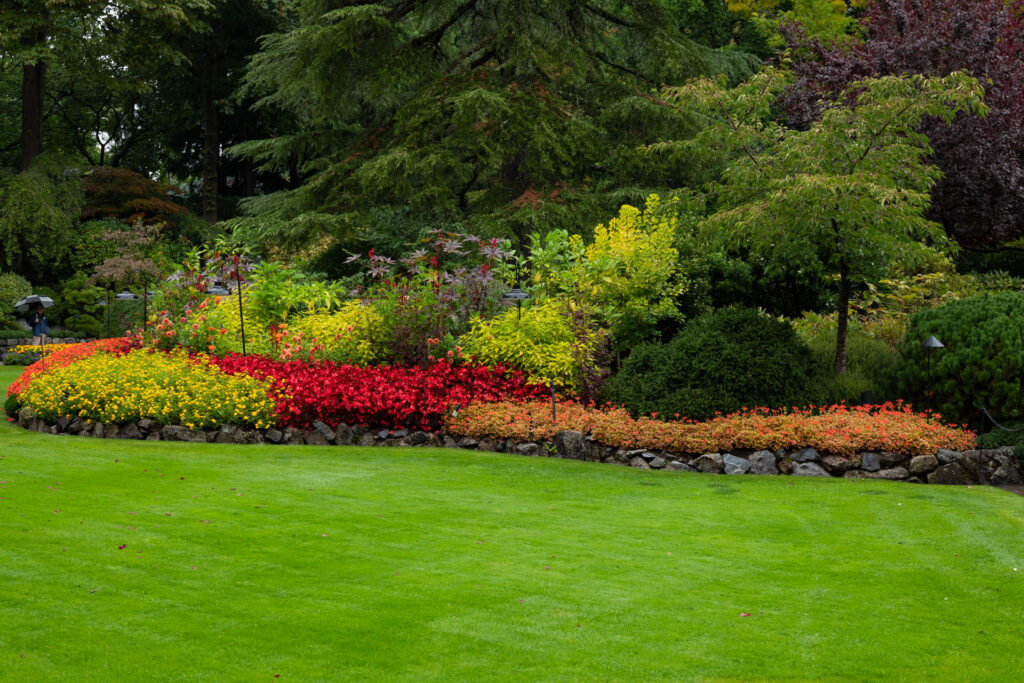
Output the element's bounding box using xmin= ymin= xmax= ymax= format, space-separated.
xmin=4 ymin=394 xmax=19 ymax=418
xmin=892 ymin=292 xmax=1024 ymax=425
xmin=601 ymin=307 xmax=825 ymax=420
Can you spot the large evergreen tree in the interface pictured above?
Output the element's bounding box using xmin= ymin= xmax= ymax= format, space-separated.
xmin=228 ymin=0 xmax=760 ymax=253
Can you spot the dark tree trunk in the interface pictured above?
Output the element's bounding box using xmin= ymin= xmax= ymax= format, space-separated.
xmin=201 ymin=52 xmax=220 ymax=223
xmin=835 ymin=257 xmax=850 ymax=376
xmin=20 ymin=34 xmax=47 ymax=170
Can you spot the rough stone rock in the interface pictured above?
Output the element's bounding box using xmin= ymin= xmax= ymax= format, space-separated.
xmin=67 ymin=418 xmax=84 ymax=434
xmin=312 ymin=421 xmax=336 ymax=443
xmin=666 ymin=461 xmax=697 ymax=472
xmin=304 ymin=430 xmax=329 ymax=446
xmin=692 ymin=453 xmax=724 ymax=474
xmin=792 ymin=462 xmax=830 ymax=477
xmin=972 ymin=448 xmax=1022 ymax=486
xmin=408 ymin=431 xmax=429 ymax=446
xmin=444 ymin=435 xmax=460 ymax=448
xmin=935 ymin=449 xmax=963 ymax=465
xmin=723 ymin=454 xmax=752 ymax=475
xmin=636 ymin=451 xmax=657 ymax=462
xmin=909 ymin=454 xmax=939 ymax=476
xmin=376 ymin=429 xmax=390 ymax=440
xmin=647 ymin=456 xmax=667 ymax=469
xmin=121 ymin=423 xmax=144 ymax=440
xmin=264 ymin=428 xmax=284 ymax=444
xmin=748 ymin=450 xmax=779 ymax=475
xmin=792 ymin=447 xmax=820 ymax=463
xmin=629 ymin=456 xmax=650 ymax=469
xmin=145 ymin=432 xmax=160 ymax=440
xmin=138 ymin=418 xmax=157 ymax=433
xmin=284 ymin=428 xmax=306 ymax=446
xmin=215 ymin=424 xmax=240 ymax=444
xmin=334 ymin=423 xmax=354 ymax=446
xmin=17 ymin=406 xmax=34 ymax=428
xmin=391 ymin=429 xmax=409 ymax=439
xmin=160 ymin=425 xmax=206 ymax=442
xmin=553 ymin=430 xmax=587 ymax=460
xmin=878 ymin=452 xmax=905 ymax=468
xmin=865 ymin=467 xmax=908 ymax=481
xmin=240 ymin=430 xmax=264 ymax=445
xmin=56 ymin=416 xmax=72 ymax=432
xmin=927 ymin=462 xmax=975 ymax=485
xmin=777 ymin=460 xmax=794 ymax=475
xmin=357 ymin=433 xmax=375 ymax=447
xmin=515 ymin=442 xmax=540 ymax=456
xmin=457 ymin=437 xmax=479 ymax=449
xmin=821 ymin=455 xmax=855 ymax=474
xmin=860 ymin=452 xmax=881 ymax=472
xmin=90 ymin=421 xmax=105 ymax=437
xmin=774 ymin=448 xmax=787 ymax=461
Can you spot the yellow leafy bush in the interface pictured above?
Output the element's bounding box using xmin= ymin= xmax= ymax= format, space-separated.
xmin=20 ymin=349 xmax=278 ymax=429
xmin=288 ymin=300 xmax=388 ymax=364
xmin=459 ymin=299 xmax=599 ymax=391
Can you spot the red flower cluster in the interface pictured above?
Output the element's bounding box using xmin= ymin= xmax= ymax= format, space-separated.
xmin=7 ymin=337 xmax=136 ymax=398
xmin=446 ymin=400 xmax=977 ymax=456
xmin=209 ymin=354 xmax=548 ymax=431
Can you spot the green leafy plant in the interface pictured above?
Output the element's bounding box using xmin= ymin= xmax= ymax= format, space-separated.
xmin=0 ymin=271 xmax=31 ymax=326
xmin=459 ymin=298 xmax=606 ymax=394
xmin=601 ymin=307 xmax=826 ymax=420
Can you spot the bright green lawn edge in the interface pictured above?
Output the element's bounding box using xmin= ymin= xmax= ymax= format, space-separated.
xmin=1 ymin=366 xmax=1023 ymax=681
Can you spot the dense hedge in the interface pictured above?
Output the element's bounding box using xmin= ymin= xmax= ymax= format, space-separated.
xmin=893 ymin=292 xmax=1024 ymax=424
xmin=601 ymin=307 xmax=825 ymax=420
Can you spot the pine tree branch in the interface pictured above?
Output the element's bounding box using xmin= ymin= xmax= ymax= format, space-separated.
xmin=412 ymin=0 xmax=478 ymax=50
xmin=594 ymin=52 xmax=658 ymax=86
xmin=583 ymin=3 xmax=641 ymax=29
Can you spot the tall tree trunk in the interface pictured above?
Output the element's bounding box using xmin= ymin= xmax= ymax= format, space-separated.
xmin=20 ymin=31 xmax=47 ymax=170
xmin=835 ymin=257 xmax=850 ymax=376
xmin=201 ymin=53 xmax=220 ymax=223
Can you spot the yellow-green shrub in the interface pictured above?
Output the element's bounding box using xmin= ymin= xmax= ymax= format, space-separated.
xmin=287 ymin=300 xmax=388 ymax=364
xmin=459 ymin=299 xmax=601 ymax=392
xmin=19 ymin=349 xmax=278 ymax=429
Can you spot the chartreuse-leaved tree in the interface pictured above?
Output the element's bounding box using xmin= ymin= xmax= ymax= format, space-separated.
xmin=666 ymin=67 xmax=986 ymax=374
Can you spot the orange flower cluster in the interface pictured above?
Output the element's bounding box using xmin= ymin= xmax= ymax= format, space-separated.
xmin=445 ymin=401 xmax=977 ymax=456
xmin=7 ymin=337 xmax=136 ymax=398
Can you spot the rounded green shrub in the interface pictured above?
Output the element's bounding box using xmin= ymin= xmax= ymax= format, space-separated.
xmin=601 ymin=307 xmax=825 ymax=420
xmin=4 ymin=394 xmax=20 ymax=418
xmin=0 ymin=272 xmax=31 ymax=322
xmin=893 ymin=292 xmax=1024 ymax=424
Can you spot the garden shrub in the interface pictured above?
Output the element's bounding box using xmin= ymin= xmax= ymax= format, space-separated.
xmin=797 ymin=323 xmax=899 ymax=403
xmin=601 ymin=307 xmax=825 ymax=420
xmin=892 ymin=292 xmax=1024 ymax=424
xmin=288 ymin=300 xmax=387 ymax=364
xmin=19 ymin=349 xmax=277 ymax=429
xmin=458 ymin=299 xmax=605 ymax=393
xmin=0 ymin=272 xmax=31 ymax=325
xmin=529 ymin=194 xmax=687 ymax=350
xmin=4 ymin=394 xmax=19 ymax=418
xmin=446 ymin=400 xmax=976 ymax=457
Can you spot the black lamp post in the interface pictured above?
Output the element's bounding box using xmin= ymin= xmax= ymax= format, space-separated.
xmin=114 ymin=289 xmax=138 ymax=334
xmin=922 ymin=335 xmax=944 ymax=379
xmin=502 ymin=285 xmax=530 ymax=321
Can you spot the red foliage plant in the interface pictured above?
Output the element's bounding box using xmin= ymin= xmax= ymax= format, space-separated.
xmin=209 ymin=354 xmax=548 ymax=431
xmin=7 ymin=337 xmax=136 ymax=397
xmin=446 ymin=400 xmax=977 ymax=457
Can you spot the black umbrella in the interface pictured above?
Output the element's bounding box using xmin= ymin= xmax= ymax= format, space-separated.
xmin=14 ymin=294 xmax=55 ymax=313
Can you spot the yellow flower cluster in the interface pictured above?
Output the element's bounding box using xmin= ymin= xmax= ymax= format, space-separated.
xmin=20 ymin=349 xmax=279 ymax=429
xmin=9 ymin=343 xmax=81 ymax=356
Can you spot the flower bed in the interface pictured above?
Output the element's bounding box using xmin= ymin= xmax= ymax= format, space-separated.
xmin=210 ymin=354 xmax=548 ymax=431
xmin=6 ymin=338 xmax=135 ymax=397
xmin=445 ymin=400 xmax=977 ymax=457
xmin=17 ymin=349 xmax=277 ymax=429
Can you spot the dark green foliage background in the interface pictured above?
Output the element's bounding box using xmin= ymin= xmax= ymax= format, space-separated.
xmin=601 ymin=307 xmax=826 ymax=420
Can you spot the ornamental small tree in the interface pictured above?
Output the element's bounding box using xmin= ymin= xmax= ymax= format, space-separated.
xmin=669 ymin=68 xmax=986 ymax=374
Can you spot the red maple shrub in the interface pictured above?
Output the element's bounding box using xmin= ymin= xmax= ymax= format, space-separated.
xmin=209 ymin=354 xmax=549 ymax=431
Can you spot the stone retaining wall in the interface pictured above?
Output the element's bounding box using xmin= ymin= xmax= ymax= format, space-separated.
xmin=14 ymin=407 xmax=1022 ymax=487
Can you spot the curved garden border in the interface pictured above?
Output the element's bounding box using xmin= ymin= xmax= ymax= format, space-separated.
xmin=14 ymin=406 xmax=1022 ymax=487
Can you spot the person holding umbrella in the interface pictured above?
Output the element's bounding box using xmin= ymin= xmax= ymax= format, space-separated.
xmin=30 ymin=304 xmax=49 ymax=346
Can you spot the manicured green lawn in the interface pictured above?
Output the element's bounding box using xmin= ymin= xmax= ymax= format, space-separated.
xmin=1 ymin=366 xmax=1022 ymax=681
